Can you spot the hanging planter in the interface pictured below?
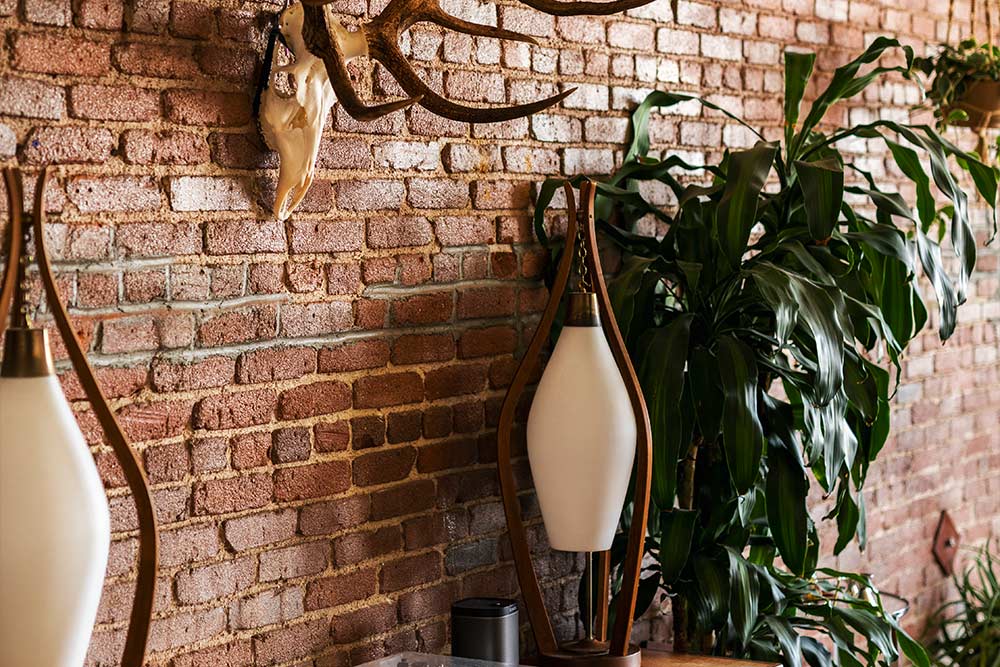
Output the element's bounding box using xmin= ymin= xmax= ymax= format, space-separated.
xmin=914 ymin=0 xmax=1000 ymax=159
xmin=951 ymin=78 xmax=1000 ymax=129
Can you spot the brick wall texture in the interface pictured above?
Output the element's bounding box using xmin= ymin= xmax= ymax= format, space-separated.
xmin=0 ymin=0 xmax=997 ymax=665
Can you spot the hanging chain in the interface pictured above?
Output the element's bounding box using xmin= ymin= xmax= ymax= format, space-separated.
xmin=13 ymin=217 xmax=33 ymax=328
xmin=574 ymin=217 xmax=592 ymax=293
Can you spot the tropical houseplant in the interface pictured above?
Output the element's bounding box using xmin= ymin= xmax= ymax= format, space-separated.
xmin=533 ymin=39 xmax=999 ymax=667
xmin=928 ymin=540 xmax=1000 ymax=667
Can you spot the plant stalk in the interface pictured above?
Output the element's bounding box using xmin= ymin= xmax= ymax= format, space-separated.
xmin=672 ymin=436 xmax=703 ymax=653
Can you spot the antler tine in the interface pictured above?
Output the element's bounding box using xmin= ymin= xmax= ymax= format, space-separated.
xmin=516 ymin=0 xmax=656 ymax=16
xmin=358 ymin=0 xmax=575 ymax=123
xmin=371 ymin=33 xmax=576 ymax=122
xmin=301 ymin=4 xmax=422 ymax=120
xmin=415 ymin=2 xmax=539 ymax=45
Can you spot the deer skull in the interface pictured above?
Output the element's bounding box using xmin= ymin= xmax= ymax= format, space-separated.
xmin=259 ymin=4 xmax=367 ymax=220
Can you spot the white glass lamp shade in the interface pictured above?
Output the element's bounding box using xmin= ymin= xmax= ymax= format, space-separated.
xmin=0 ymin=331 xmax=111 ymax=667
xmin=526 ymin=296 xmax=637 ymax=552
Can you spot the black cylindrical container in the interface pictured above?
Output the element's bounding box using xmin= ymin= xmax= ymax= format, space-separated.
xmin=451 ymin=598 xmax=519 ymax=665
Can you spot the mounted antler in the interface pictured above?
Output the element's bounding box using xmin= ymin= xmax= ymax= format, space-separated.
xmin=298 ymin=0 xmax=657 ymax=122
xmin=257 ymin=0 xmax=659 ymax=218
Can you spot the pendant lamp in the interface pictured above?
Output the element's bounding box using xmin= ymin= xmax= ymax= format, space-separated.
xmin=0 ymin=167 xmax=158 ymax=667
xmin=497 ymin=180 xmax=652 ymax=667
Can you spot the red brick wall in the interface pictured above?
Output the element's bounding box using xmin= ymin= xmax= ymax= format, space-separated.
xmin=0 ymin=0 xmax=996 ymax=665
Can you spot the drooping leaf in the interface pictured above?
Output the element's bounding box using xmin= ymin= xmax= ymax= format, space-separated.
xmin=717 ymin=142 xmax=778 ymax=266
xmin=688 ymin=346 xmax=723 ymax=443
xmin=766 ymin=435 xmax=810 ymax=576
xmin=795 ymin=158 xmax=844 ymax=241
xmin=626 ymin=91 xmax=766 ymax=163
xmin=638 ymin=314 xmax=694 ymax=509
xmin=716 ymin=336 xmax=764 ymax=493
xmin=728 ymin=549 xmax=760 ymax=651
xmin=764 ymin=615 xmax=803 ymax=667
xmin=658 ymin=509 xmax=698 ymax=583
xmin=751 ymin=263 xmax=845 ymax=406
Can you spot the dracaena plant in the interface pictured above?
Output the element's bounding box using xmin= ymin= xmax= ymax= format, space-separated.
xmin=533 ymin=39 xmax=999 ymax=667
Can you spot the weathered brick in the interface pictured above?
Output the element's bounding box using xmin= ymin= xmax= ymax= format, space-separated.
xmin=165 ymin=89 xmax=251 ymax=127
xmin=0 ymin=77 xmax=65 ymax=119
xmin=259 ymin=542 xmax=328 ymax=582
xmin=278 ymin=380 xmax=351 ymax=419
xmin=223 ymin=509 xmax=297 ymax=552
xmin=194 ymin=473 xmax=272 ymax=515
xmin=391 ymin=333 xmax=456 ymax=365
xmin=380 ymin=552 xmax=442 ymax=592
xmin=22 ymin=127 xmax=115 ymax=164
xmin=333 ymin=526 xmax=402 ymax=567
xmin=281 ymin=302 xmax=353 ymax=338
xmin=390 ymin=292 xmax=454 ymax=326
xmin=253 ymin=618 xmax=330 ymax=666
xmin=13 ymin=33 xmax=110 ymax=76
xmin=299 ymin=494 xmax=370 ymax=536
xmin=274 ymin=461 xmax=351 ymax=502
xmin=353 ymin=447 xmax=416 ymax=486
xmin=194 ymin=389 xmax=277 ymax=430
xmin=175 ymin=556 xmax=256 ymax=605
xmin=238 ymin=347 xmax=316 ymax=383
xmin=305 ymin=567 xmax=377 ymax=611
xmin=354 ymin=372 xmax=424 ymax=408
xmin=66 ymin=176 xmax=160 ymax=212
xmin=170 ymin=176 xmax=253 ymax=212
xmin=70 ymin=84 xmax=159 ymax=121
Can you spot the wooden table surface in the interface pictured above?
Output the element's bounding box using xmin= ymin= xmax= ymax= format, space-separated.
xmin=642 ymin=649 xmax=780 ymax=667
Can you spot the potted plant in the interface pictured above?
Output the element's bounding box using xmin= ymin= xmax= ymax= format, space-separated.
xmin=914 ymin=36 xmax=1000 ymax=160
xmin=533 ymin=38 xmax=999 ymax=667
xmin=928 ymin=540 xmax=1000 ymax=666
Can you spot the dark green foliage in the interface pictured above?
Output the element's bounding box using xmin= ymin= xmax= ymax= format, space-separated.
xmin=535 ymin=40 xmax=999 ymax=666
xmin=929 ymin=541 xmax=1000 ymax=667
xmin=914 ymin=39 xmax=1000 ymax=128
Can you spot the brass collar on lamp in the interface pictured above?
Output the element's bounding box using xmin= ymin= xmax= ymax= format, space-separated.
xmin=565 ymin=291 xmax=600 ymax=327
xmin=1 ymin=327 xmax=55 ymax=377
xmin=0 ymin=167 xmax=159 ymax=667
xmin=496 ymin=180 xmax=653 ymax=667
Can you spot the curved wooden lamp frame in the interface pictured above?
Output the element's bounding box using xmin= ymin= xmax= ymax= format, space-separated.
xmin=497 ymin=180 xmax=652 ymax=667
xmin=0 ymin=167 xmax=159 ymax=667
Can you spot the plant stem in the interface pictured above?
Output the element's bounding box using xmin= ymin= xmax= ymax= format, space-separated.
xmin=672 ymin=436 xmax=703 ymax=653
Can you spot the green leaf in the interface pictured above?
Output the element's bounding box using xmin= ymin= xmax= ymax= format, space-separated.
xmin=626 ymin=91 xmax=765 ymax=163
xmin=609 ymin=256 xmax=655 ymax=344
xmin=793 ymin=37 xmax=912 ymax=158
xmin=638 ymin=314 xmax=694 ymax=509
xmin=692 ymin=552 xmax=730 ymax=630
xmin=764 ymin=615 xmax=803 ymax=667
xmin=658 ymin=509 xmax=697 ymax=583
xmin=766 ymin=436 xmax=810 ymax=576
xmin=895 ymin=627 xmax=930 ymax=667
xmin=795 ymin=158 xmax=844 ymax=241
xmin=783 ymin=50 xmax=816 ymax=149
xmin=751 ymin=263 xmax=845 ymax=406
xmin=689 ymin=346 xmax=723 ymax=443
xmin=833 ymin=480 xmax=860 ymax=555
xmin=716 ymin=336 xmax=764 ymax=493
xmin=728 ymin=549 xmax=760 ymax=651
xmin=717 ymin=142 xmax=778 ymax=266
xmin=885 ymin=140 xmax=935 ymax=228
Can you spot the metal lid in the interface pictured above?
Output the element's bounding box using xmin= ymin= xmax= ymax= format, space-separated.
xmin=451 ymin=598 xmax=518 ymax=618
